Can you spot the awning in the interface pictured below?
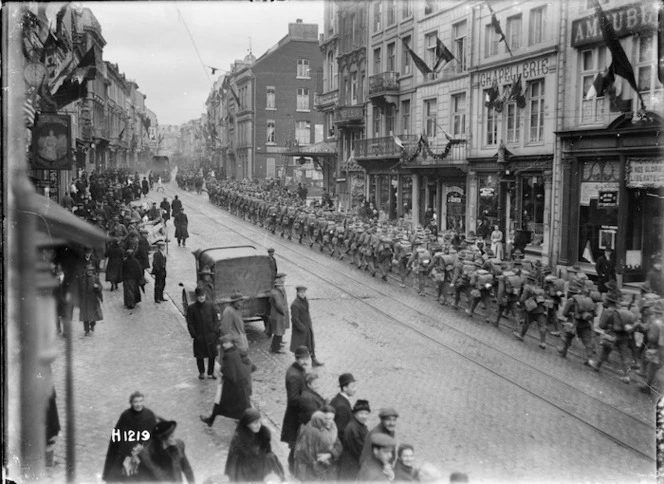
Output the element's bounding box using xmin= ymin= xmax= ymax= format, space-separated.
xmin=22 ymin=193 xmax=108 ymax=250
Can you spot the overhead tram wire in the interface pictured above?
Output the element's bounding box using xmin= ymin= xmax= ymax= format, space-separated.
xmin=175 ymin=3 xmax=212 ymax=84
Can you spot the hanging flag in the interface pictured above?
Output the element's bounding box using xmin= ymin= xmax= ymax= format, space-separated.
xmin=433 ymin=36 xmax=455 ymax=71
xmin=51 ymin=76 xmax=88 ymax=110
xmin=486 ymin=2 xmax=513 ymax=57
xmin=592 ymin=0 xmax=644 ymax=109
xmin=143 ymin=116 xmax=151 ymax=135
xmin=509 ymin=74 xmax=527 ymax=109
xmin=485 ymin=80 xmax=500 ymax=108
xmin=73 ymin=47 xmax=97 ymax=83
xmin=400 ymin=37 xmax=432 ymax=76
xmin=582 ymin=240 xmax=595 ymax=264
xmin=230 ymin=84 xmax=242 ymax=109
xmin=585 ymin=66 xmax=615 ymax=100
xmin=118 ymin=126 xmax=125 ymax=140
xmin=24 ymin=97 xmax=37 ymax=128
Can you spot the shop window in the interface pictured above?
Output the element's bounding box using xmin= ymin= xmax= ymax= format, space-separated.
xmin=451 ymin=93 xmax=466 ymax=137
xmin=401 ymin=36 xmax=412 ymax=75
xmin=453 ymin=21 xmax=467 ymax=73
xmin=446 ymin=189 xmax=465 ymax=233
xmin=424 ymin=99 xmax=437 ymax=138
xmin=520 ymin=176 xmax=545 ymax=246
xmin=528 ymin=80 xmax=544 ymax=142
xmin=580 ymin=47 xmax=608 ymax=124
xmin=478 ymin=175 xmax=499 ymax=226
xmin=577 ymin=160 xmax=620 ymax=263
xmin=400 ymin=176 xmax=413 ymax=216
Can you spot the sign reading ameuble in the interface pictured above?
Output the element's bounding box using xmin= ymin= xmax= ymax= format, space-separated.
xmin=627 ymin=158 xmax=664 ymax=189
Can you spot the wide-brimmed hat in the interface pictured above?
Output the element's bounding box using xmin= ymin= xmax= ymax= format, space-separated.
xmin=605 ymin=289 xmax=623 ymax=304
xmin=567 ymin=281 xmax=581 ymax=294
xmin=228 ymin=290 xmax=245 ymax=302
xmin=275 ymin=272 xmax=287 ymax=279
xmin=267 ymin=248 xmax=275 ymax=254
xmin=152 ymin=420 xmax=177 ymax=440
xmin=295 ymin=285 xmax=307 ymax=292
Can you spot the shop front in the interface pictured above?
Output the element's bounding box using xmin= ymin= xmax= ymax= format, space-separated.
xmin=558 ymin=113 xmax=663 ymax=283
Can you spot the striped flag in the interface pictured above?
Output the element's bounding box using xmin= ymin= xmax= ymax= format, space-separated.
xmin=24 ymin=97 xmax=37 ymax=128
xmin=400 ymin=37 xmax=432 ymax=76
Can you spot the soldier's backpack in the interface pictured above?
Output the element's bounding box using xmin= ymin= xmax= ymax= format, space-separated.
xmin=416 ymin=249 xmax=432 ymax=270
xmin=613 ymin=308 xmax=636 ymax=332
xmin=572 ymin=295 xmax=596 ymax=321
xmin=476 ymin=270 xmax=494 ymax=290
xmin=504 ymin=274 xmax=523 ymax=295
xmin=545 ymin=276 xmax=565 ymax=297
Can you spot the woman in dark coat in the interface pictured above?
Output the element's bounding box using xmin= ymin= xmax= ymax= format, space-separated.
xmin=79 ymin=263 xmax=103 ymax=335
xmin=294 ymin=408 xmax=343 ymax=482
xmin=173 ymin=209 xmax=189 ymax=247
xmin=296 ymin=372 xmax=326 ymax=429
xmin=200 ymin=336 xmax=251 ymax=426
xmin=338 ymin=400 xmax=370 ymax=481
xmin=224 ymin=408 xmax=285 ymax=482
xmin=137 ymin=421 xmax=194 ymax=483
xmin=105 ymin=240 xmax=124 ymax=290
xmin=122 ymin=249 xmax=144 ymax=309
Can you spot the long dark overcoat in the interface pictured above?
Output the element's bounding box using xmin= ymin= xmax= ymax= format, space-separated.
xmin=329 ymin=392 xmax=353 ymax=437
xmin=215 ymin=346 xmax=251 ymax=419
xmin=160 ymin=200 xmax=171 ymax=222
xmin=78 ymin=271 xmax=103 ymax=322
xmin=290 ymin=296 xmax=315 ymax=353
xmin=296 ymin=387 xmax=326 ymax=428
xmin=268 ymin=285 xmax=290 ymax=337
xmin=105 ymin=244 xmax=124 ymax=283
xmin=122 ymin=256 xmax=143 ymax=307
xmin=338 ymin=416 xmax=368 ymax=481
xmin=186 ymin=301 xmax=220 ymax=358
xmin=174 ymin=212 xmax=189 ymax=239
xmin=280 ymin=362 xmax=307 ymax=444
xmin=225 ymin=425 xmax=282 ymax=482
xmin=136 ymin=236 xmax=151 ymax=271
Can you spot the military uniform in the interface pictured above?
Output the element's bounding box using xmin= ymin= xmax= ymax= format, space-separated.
xmin=514 ymin=272 xmax=548 ymax=349
xmin=408 ymin=242 xmax=432 ymax=296
xmin=557 ymin=281 xmax=596 ymax=364
xmin=467 ymin=258 xmax=494 ymax=323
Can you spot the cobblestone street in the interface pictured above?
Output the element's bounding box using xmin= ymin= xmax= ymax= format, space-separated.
xmin=46 ymin=182 xmax=657 ymax=483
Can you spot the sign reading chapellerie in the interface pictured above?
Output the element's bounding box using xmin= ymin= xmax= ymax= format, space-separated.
xmin=627 ymin=158 xmax=664 ymax=189
xmin=479 ymin=57 xmax=549 ymax=88
xmin=571 ymin=2 xmax=657 ymax=47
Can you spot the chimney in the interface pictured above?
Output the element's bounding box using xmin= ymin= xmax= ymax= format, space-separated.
xmin=296 ymin=18 xmax=302 ymax=23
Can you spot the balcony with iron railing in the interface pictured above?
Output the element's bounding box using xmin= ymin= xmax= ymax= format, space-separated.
xmin=314 ymin=90 xmax=339 ymax=110
xmin=368 ymin=72 xmax=399 ymax=99
xmin=354 ymin=135 xmax=419 ymax=160
xmin=334 ymin=105 xmax=365 ymax=126
xmin=411 ymin=140 xmax=467 ymax=165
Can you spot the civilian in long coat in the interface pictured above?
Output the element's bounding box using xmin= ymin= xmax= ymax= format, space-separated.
xmin=137 ymin=421 xmax=194 ymax=483
xmin=281 ymin=347 xmax=310 ymax=473
xmin=171 ymin=195 xmax=182 ymax=217
xmin=136 ymin=230 xmax=151 ymax=274
xmin=200 ymin=336 xmax=251 ymax=426
xmin=121 ymin=250 xmax=144 ymax=309
xmin=160 ymin=198 xmax=171 ymax=224
xmin=338 ymin=400 xmax=371 ymax=481
xmin=174 ymin=209 xmax=189 ymax=246
xmin=268 ymin=273 xmax=289 ymax=353
xmin=359 ymin=408 xmax=399 ymax=467
xmin=294 ymin=409 xmax=343 ymax=482
xmin=186 ymin=288 xmax=220 ymax=378
xmin=220 ymin=292 xmax=248 ymax=351
xmin=290 ymin=286 xmax=323 ymax=365
xmin=79 ymin=264 xmax=103 ymax=335
xmin=297 ymin=372 xmax=326 ymax=430
xmin=105 ymin=240 xmax=124 ymax=290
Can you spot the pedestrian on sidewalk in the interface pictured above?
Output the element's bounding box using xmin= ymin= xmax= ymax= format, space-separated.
xmin=360 ymin=408 xmax=399 ymax=467
xmin=121 ymin=249 xmax=144 ymax=310
xmin=296 ymin=372 xmax=326 ymax=429
xmin=290 ymin=285 xmax=324 ymax=367
xmin=268 ymin=272 xmax=290 ymax=353
xmin=224 ymin=408 xmax=286 ymax=482
xmin=393 ymin=444 xmax=420 ymax=482
xmin=267 ymin=248 xmax=278 ymax=279
xmin=138 ymin=420 xmax=195 ymax=483
xmin=160 ymin=197 xmax=171 ymax=225
xmin=187 ymin=287 xmax=220 ymax=380
xmin=200 ymin=335 xmax=251 ymax=426
xmin=174 ymin=208 xmax=189 ymax=247
xmin=141 ymin=177 xmax=149 ymax=197
xmin=171 ymin=195 xmax=182 ymax=217
xmin=338 ymin=399 xmax=371 ymax=481
xmin=357 ymin=433 xmax=396 ymax=482
xmin=79 ymin=263 xmax=103 ymax=335
xmin=281 ymin=346 xmax=311 ymax=474
xmin=152 ymin=241 xmax=167 ymax=303
xmin=136 ymin=229 xmax=151 ymax=276
xmin=105 ymin=239 xmax=124 ymax=291
xmin=329 ymin=373 xmax=356 ymax=437
xmin=221 ymin=290 xmax=249 ymax=351
xmin=102 ymin=391 xmax=158 ymax=482
xmin=294 ymin=407 xmax=343 ymax=481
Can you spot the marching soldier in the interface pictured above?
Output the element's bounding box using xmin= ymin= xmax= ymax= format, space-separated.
xmin=306 ymin=210 xmax=318 ymax=248
xmin=638 ymin=299 xmax=664 ymax=393
xmin=366 ymin=227 xmax=381 ymax=277
xmin=543 ymin=273 xmax=565 ymax=337
xmin=375 ymin=235 xmax=393 ymax=282
xmin=408 ymin=240 xmax=432 ymax=296
xmin=514 ymin=271 xmax=548 ymax=349
xmin=394 ymin=236 xmax=412 ymax=289
xmin=450 ymin=252 xmax=472 ymax=311
xmin=467 ymin=258 xmax=494 ymax=324
xmin=557 ymin=280 xmax=597 ymax=365
xmin=430 ymin=250 xmax=453 ymax=305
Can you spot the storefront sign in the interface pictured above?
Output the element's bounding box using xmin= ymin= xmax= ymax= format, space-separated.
xmin=598 ymin=191 xmax=618 ymax=207
xmin=627 ymin=158 xmax=664 ymax=188
xmin=31 ymin=113 xmax=72 ymax=170
xmin=571 ymin=3 xmax=658 ymax=47
xmin=447 ymin=192 xmax=463 ymax=204
xmin=479 ymin=57 xmax=549 ymax=88
xmin=479 ymin=187 xmax=495 ymax=197
xmin=580 ymin=182 xmax=619 ymax=206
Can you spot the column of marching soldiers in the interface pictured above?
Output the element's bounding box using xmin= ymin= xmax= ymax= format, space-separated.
xmin=205 ymin=177 xmax=664 ymax=393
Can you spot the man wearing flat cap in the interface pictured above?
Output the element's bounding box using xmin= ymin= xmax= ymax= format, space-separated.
xmin=360 ymin=407 xmax=399 ymax=467
xmin=329 ymin=373 xmax=357 ymax=437
xmin=290 ymin=285 xmax=324 ymax=367
xmin=268 ymin=273 xmax=290 ymax=353
xmin=281 ymin=346 xmax=311 ymax=474
xmin=357 ymin=433 xmax=396 ymax=481
xmin=221 ymin=290 xmax=249 ymax=353
xmin=187 ymin=287 xmax=221 ymax=380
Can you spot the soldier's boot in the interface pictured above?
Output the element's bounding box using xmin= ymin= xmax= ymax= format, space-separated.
xmin=467 ymin=298 xmax=479 ymax=317
xmin=538 ymin=330 xmax=547 ymax=350
xmin=557 ymin=335 xmax=571 ymax=357
xmin=640 ymin=363 xmax=658 ymax=393
xmin=513 ymin=320 xmax=527 ymax=341
xmin=418 ymin=276 xmax=426 ymax=295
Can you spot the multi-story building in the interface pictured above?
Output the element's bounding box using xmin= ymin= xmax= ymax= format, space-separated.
xmin=220 ymin=20 xmax=325 ymax=184
xmin=556 ymin=0 xmax=662 ymax=283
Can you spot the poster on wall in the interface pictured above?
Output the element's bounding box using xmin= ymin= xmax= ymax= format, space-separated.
xmin=30 ymin=113 xmax=72 ymax=170
xmin=579 ymin=182 xmax=619 ymax=206
xmin=627 ymin=158 xmax=664 ymax=188
xmin=598 ymin=228 xmax=616 ymax=250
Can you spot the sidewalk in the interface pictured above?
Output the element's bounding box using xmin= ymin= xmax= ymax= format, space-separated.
xmin=47 ymin=271 xmax=289 ymax=484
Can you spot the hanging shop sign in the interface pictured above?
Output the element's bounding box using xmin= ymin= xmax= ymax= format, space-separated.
xmin=571 ymin=2 xmax=658 ymax=47
xmin=31 ymin=113 xmax=72 ymax=170
xmin=598 ymin=191 xmax=618 ymax=207
xmin=479 ymin=187 xmax=495 ymax=198
xmin=447 ymin=192 xmax=464 ymax=204
xmin=627 ymin=158 xmax=664 ymax=189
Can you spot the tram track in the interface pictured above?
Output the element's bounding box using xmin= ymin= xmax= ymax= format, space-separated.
xmin=175 ymin=187 xmax=654 ymax=463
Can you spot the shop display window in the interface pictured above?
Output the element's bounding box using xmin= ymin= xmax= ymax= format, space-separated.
xmin=478 ymin=174 xmax=499 ymax=225
xmin=400 ymin=176 xmax=412 ymax=216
